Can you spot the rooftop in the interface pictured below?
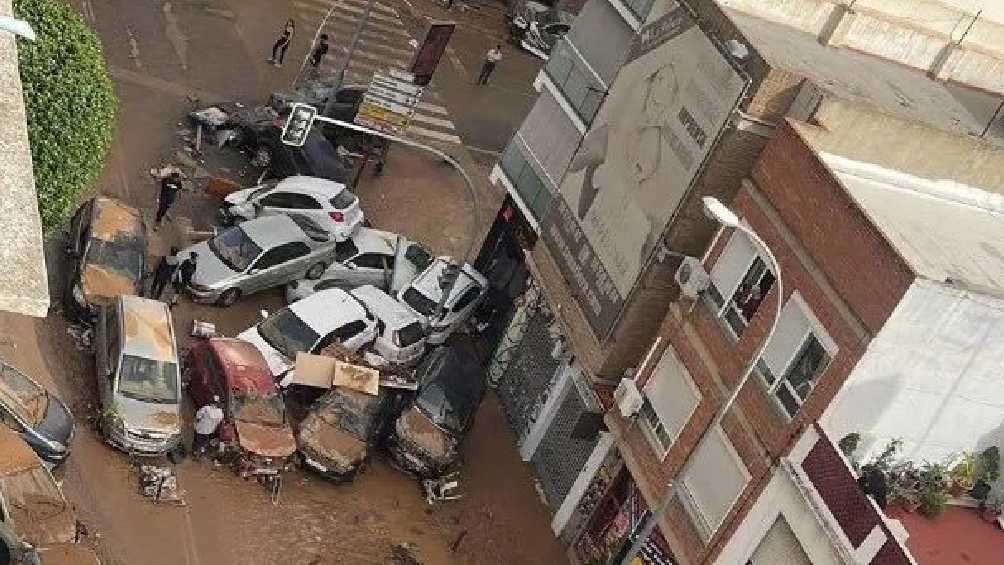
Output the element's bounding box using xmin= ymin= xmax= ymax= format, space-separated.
xmin=724 ymin=8 xmax=1004 ymax=142
xmin=890 ymin=505 xmax=1004 ymax=565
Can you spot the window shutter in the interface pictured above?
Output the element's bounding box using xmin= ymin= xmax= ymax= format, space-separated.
xmin=643 ymin=349 xmax=700 ymax=443
xmin=761 ymin=297 xmax=811 ymax=379
xmin=681 ymin=428 xmax=750 ymax=537
xmin=710 ymin=230 xmax=755 ymax=303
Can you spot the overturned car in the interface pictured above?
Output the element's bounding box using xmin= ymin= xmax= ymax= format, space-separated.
xmin=297 ymin=387 xmax=400 ymax=482
xmin=387 ymin=342 xmax=487 ymax=478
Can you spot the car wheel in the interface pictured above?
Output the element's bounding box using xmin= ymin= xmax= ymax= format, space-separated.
xmin=305 ymin=262 xmax=326 ymax=280
xmin=218 ymin=288 xmax=241 ymax=307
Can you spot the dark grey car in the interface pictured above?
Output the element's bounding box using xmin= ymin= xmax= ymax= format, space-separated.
xmin=0 ymin=362 xmax=73 ymax=465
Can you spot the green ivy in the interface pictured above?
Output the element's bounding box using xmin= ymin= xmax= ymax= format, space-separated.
xmin=13 ymin=0 xmax=117 ymax=233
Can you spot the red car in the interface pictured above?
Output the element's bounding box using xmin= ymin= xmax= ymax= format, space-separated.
xmin=186 ymin=338 xmax=296 ymax=476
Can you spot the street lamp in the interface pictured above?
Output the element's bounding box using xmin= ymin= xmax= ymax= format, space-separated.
xmin=0 ymin=17 xmax=35 ymax=41
xmin=619 ymin=196 xmax=783 ymax=564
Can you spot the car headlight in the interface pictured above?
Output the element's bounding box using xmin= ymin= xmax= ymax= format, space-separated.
xmin=72 ymin=283 xmax=85 ymax=305
xmin=42 ymin=437 xmax=66 ymax=453
xmin=189 ymin=282 xmax=212 ymax=292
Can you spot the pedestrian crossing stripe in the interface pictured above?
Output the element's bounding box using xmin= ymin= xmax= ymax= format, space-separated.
xmin=416 ymin=101 xmax=449 ymax=116
xmin=407 ymin=125 xmax=462 ymax=144
xmin=326 ymin=44 xmax=411 ymax=68
xmin=295 ymin=0 xmax=403 ymax=27
xmin=321 ymin=29 xmax=415 ymax=59
xmin=304 ymin=7 xmax=412 ymax=38
xmin=303 ymin=0 xmax=400 ymax=17
xmin=410 ymin=113 xmax=454 ymax=129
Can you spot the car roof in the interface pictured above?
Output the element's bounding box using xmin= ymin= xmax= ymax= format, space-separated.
xmin=119 ymin=295 xmax=177 ymax=362
xmin=290 ymin=288 xmax=369 ymax=331
xmin=239 ymin=215 xmax=304 ymax=248
xmin=350 ymin=285 xmax=420 ymax=328
xmin=0 ymin=425 xmax=41 ymax=476
xmin=90 ymin=197 xmax=143 ymax=242
xmin=275 ymin=175 xmax=347 ymax=197
xmin=207 ymin=338 xmax=274 ymax=393
xmin=417 ymin=342 xmax=486 ymax=417
xmin=351 ymin=227 xmax=397 ymax=255
xmin=409 ymin=257 xmax=486 ymax=306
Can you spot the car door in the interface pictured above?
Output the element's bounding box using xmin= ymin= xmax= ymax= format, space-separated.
xmin=95 ymin=302 xmax=121 ymax=409
xmin=445 ymin=285 xmax=483 ymax=333
xmin=246 ymin=242 xmax=311 ymax=293
xmin=186 ymin=344 xmax=213 ymax=408
xmin=346 ymin=252 xmax=393 ymax=289
xmin=257 ymin=191 xmax=323 ymax=219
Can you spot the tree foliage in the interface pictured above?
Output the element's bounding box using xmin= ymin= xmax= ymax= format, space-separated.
xmin=14 ymin=0 xmax=116 ymax=232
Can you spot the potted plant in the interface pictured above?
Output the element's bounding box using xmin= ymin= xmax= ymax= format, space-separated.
xmin=979 ymin=494 xmax=1003 ymax=523
xmin=917 ymin=462 xmax=949 ymax=518
xmin=839 ymin=432 xmax=861 ymax=470
xmin=970 ymin=447 xmax=1000 ymax=503
xmin=949 ymin=452 xmax=975 ymax=496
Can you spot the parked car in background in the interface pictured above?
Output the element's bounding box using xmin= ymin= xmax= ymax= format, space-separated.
xmin=285 ymin=229 xmax=431 ymax=302
xmin=388 ymin=341 xmax=487 ymax=477
xmin=297 ymin=387 xmax=399 ymax=482
xmin=240 ymin=119 xmax=352 ymax=184
xmin=219 ymin=175 xmax=364 ymax=241
xmin=509 ymin=0 xmax=573 ymax=60
xmin=0 ymin=361 xmax=73 ymax=465
xmin=187 ymin=338 xmax=296 ymax=477
xmin=396 ymin=258 xmax=487 ymax=345
xmin=238 ymin=288 xmax=378 ymax=382
xmin=350 ymin=285 xmax=427 ymax=367
xmin=95 ymin=296 xmax=182 ymax=456
xmin=182 ymin=214 xmax=342 ymax=306
xmin=64 ymin=197 xmax=147 ymax=323
xmin=0 ymin=427 xmax=77 ymax=551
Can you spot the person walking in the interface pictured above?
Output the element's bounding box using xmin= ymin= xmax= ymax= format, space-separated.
xmin=171 ymin=251 xmax=198 ymax=307
xmin=154 ymin=172 xmax=183 ymax=227
xmin=192 ymin=396 xmax=224 ymax=459
xmin=148 ymin=247 xmax=180 ymax=300
xmin=309 ymin=33 xmax=329 ymax=69
xmin=267 ymin=19 xmax=295 ymax=67
xmin=477 ymin=45 xmax=502 ymax=85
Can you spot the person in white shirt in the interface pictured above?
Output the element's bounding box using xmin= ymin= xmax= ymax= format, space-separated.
xmin=478 ymin=45 xmax=502 ymax=85
xmin=193 ymin=395 xmax=224 ymax=458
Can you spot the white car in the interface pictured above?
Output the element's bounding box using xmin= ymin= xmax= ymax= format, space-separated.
xmin=397 ymin=258 xmax=488 ymax=345
xmin=350 ymin=285 xmax=427 ymax=367
xmin=220 ymin=176 xmax=364 ymax=242
xmin=285 ymin=228 xmax=431 ymax=303
xmin=237 ymin=288 xmax=378 ymax=382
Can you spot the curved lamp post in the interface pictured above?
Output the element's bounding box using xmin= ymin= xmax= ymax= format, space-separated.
xmin=619 ymin=196 xmax=783 ymax=564
xmin=0 ymin=17 xmax=35 ymax=41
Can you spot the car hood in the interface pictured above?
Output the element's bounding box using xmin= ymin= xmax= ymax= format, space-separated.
xmin=114 ymin=395 xmax=180 ymax=434
xmin=12 ymin=498 xmax=76 ymax=548
xmin=235 ymin=421 xmax=296 ymax=457
xmin=298 ymin=415 xmax=368 ymax=469
xmin=394 ymin=405 xmax=456 ymax=460
xmin=188 ymin=241 xmax=238 ymax=288
xmin=81 ymin=263 xmax=138 ymax=303
xmin=237 ymin=327 xmax=293 ymax=378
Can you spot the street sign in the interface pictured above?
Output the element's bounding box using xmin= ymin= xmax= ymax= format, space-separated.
xmin=354 ymin=71 xmax=423 ymax=136
xmin=410 ymin=22 xmax=455 ymax=87
xmin=281 ymin=103 xmax=317 ymax=147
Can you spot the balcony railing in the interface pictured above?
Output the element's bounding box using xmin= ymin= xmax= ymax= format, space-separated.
xmin=544 ymin=40 xmax=606 ymax=126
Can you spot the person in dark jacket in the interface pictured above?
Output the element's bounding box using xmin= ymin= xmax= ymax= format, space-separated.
xmin=149 ymin=247 xmax=180 ymax=300
xmin=309 ymin=34 xmax=329 ymax=68
xmin=171 ymin=252 xmax=198 ymax=307
xmin=155 ymin=172 xmax=183 ymax=227
xmin=268 ymin=19 xmax=295 ymax=66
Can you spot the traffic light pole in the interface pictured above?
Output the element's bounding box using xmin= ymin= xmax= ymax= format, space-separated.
xmin=323 ymin=0 xmax=376 ymax=117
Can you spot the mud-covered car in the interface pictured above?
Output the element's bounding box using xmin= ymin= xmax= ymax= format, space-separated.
xmin=387 ymin=342 xmax=487 ymax=477
xmin=64 ymin=197 xmax=147 ymax=323
xmin=240 ymin=119 xmax=352 ymax=184
xmin=187 ymin=338 xmax=296 ymax=477
xmin=297 ymin=387 xmax=398 ymax=482
xmin=0 ymin=361 xmax=74 ymax=465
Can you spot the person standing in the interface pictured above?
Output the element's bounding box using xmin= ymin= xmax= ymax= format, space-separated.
xmin=154 ymin=172 xmax=183 ymax=227
xmin=171 ymin=251 xmax=198 ymax=307
xmin=267 ymin=19 xmax=295 ymax=67
xmin=477 ymin=45 xmax=502 ymax=85
xmin=192 ymin=396 xmax=224 ymax=459
xmin=148 ymin=247 xmax=180 ymax=300
xmin=309 ymin=33 xmax=329 ymax=68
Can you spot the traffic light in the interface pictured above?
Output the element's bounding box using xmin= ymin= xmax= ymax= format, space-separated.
xmin=281 ymin=103 xmax=317 ymax=147
xmin=438 ymin=261 xmax=461 ymax=291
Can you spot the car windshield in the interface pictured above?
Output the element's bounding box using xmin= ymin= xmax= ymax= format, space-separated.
xmin=257 ymin=309 xmax=320 ymax=360
xmin=0 ymin=466 xmax=67 ymax=525
xmin=0 ymin=364 xmax=48 ymax=425
xmin=396 ymin=322 xmax=425 ymax=347
xmin=402 ymin=287 xmax=437 ymax=316
xmin=86 ymin=238 xmax=145 ymax=284
xmin=208 ymin=226 xmax=262 ymax=272
xmin=329 ymin=188 xmax=357 ymax=209
xmin=415 ymin=383 xmax=464 ymax=435
xmin=232 ymin=393 xmax=285 ymax=427
xmin=117 ymin=355 xmax=180 ymax=403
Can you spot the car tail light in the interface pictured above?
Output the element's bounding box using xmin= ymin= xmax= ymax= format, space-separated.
xmin=329 ymin=211 xmax=344 ymax=222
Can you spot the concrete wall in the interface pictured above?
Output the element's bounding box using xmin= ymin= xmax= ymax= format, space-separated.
xmin=822 ymin=278 xmax=1004 ymax=475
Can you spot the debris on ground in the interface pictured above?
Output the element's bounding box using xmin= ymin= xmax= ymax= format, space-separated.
xmin=66 ymin=324 xmax=94 ymax=351
xmin=138 ymin=465 xmax=185 ymax=505
xmin=390 ymin=542 xmax=422 ymax=565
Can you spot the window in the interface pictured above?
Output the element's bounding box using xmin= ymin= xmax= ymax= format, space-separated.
xmin=757 ymin=293 xmax=835 ymax=419
xmin=451 ymin=286 xmax=482 ymax=312
xmin=708 ymin=229 xmax=775 ymax=338
xmin=335 ymin=239 xmax=360 ymax=263
xmin=288 ymin=213 xmax=330 ymax=242
xmin=329 ymin=320 xmax=366 ymax=342
xmin=352 ymin=253 xmax=391 ymax=270
xmin=544 ymin=40 xmax=606 ymax=124
xmin=329 ymin=189 xmax=357 ymax=209
xmin=678 ymin=427 xmax=750 ymax=540
xmin=640 ymin=348 xmax=700 ymax=457
xmin=261 ymin=191 xmax=321 ymax=209
xmin=254 ymin=242 xmax=310 ymax=270
xmin=500 ymin=139 xmax=553 ymax=221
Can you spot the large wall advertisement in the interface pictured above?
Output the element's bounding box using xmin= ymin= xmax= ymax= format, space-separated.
xmin=542 ymin=5 xmax=746 ymax=337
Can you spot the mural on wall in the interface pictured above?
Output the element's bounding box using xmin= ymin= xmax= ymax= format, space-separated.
xmin=543 ymin=5 xmax=747 ymax=337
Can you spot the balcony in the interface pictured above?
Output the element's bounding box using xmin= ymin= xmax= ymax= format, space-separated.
xmin=497 ymin=137 xmax=554 ymax=224
xmin=543 ymin=39 xmax=606 ymax=127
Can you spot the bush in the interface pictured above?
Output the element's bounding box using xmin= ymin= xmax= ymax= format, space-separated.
xmin=14 ymin=0 xmax=116 ymax=232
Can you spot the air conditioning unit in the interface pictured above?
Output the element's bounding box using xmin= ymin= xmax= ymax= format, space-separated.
xmin=614 ymin=378 xmax=644 ymax=418
xmin=675 ymin=256 xmax=711 ymax=300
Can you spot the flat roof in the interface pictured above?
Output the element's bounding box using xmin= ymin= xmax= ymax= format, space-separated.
xmin=725 ymin=8 xmax=1004 ymax=142
xmin=820 ymin=151 xmax=1004 ymax=290
xmin=891 ymin=505 xmax=1004 ymax=565
xmin=0 ymin=0 xmax=49 ymax=317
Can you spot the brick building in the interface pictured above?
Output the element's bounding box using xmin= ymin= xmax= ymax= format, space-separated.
xmin=475 ymin=0 xmax=1004 ymax=559
xmin=590 ymin=113 xmax=1004 ymax=564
